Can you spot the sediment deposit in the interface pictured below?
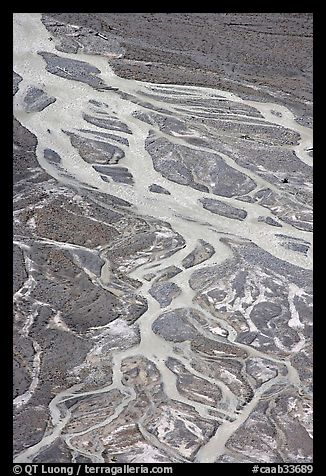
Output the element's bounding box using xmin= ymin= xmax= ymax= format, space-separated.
xmin=13 ymin=13 xmax=312 ymax=463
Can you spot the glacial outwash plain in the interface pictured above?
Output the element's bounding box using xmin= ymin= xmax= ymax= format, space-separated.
xmin=13 ymin=13 xmax=313 ymax=463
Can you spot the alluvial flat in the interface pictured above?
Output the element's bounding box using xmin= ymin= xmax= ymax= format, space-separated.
xmin=13 ymin=13 xmax=312 ymax=464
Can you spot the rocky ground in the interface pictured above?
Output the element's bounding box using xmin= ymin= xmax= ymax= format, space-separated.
xmin=13 ymin=13 xmax=312 ymax=463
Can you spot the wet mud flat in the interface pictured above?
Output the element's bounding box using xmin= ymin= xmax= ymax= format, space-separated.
xmin=13 ymin=13 xmax=312 ymax=463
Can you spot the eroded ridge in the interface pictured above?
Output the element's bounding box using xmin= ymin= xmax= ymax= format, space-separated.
xmin=13 ymin=13 xmax=312 ymax=463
